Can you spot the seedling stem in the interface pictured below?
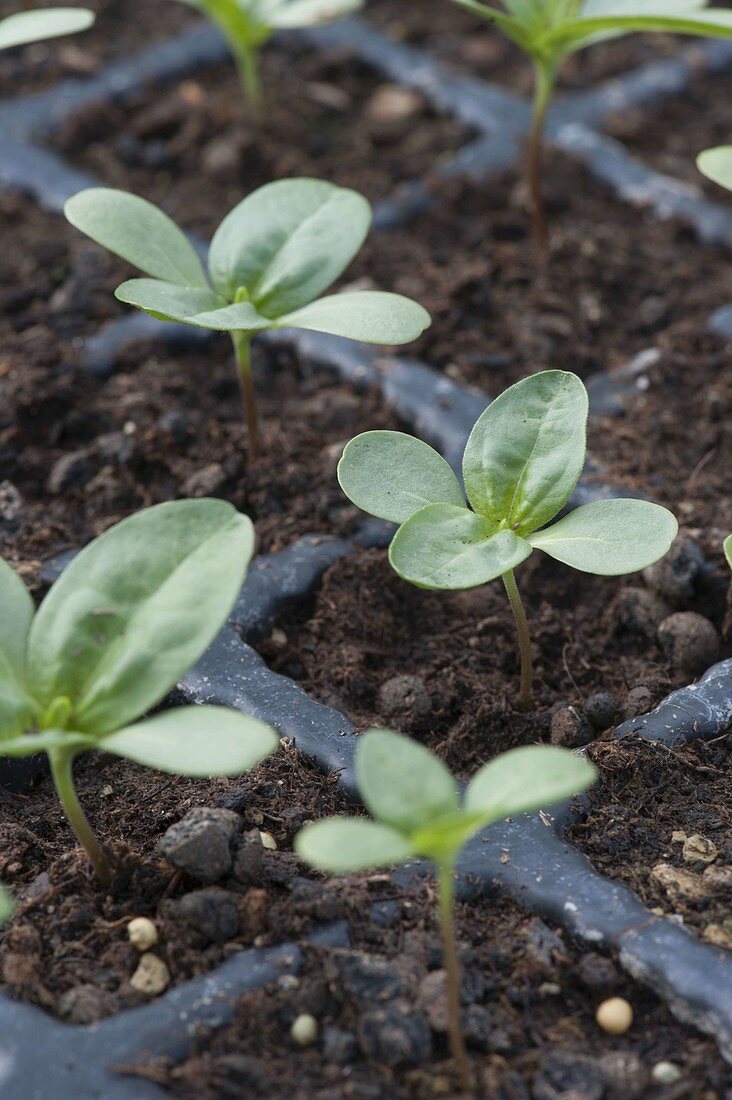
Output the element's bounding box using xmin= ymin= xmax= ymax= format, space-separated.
xmin=528 ymin=59 xmax=555 ymax=262
xmin=235 ymin=41 xmax=262 ymax=116
xmin=501 ymin=568 xmax=533 ymax=710
xmin=49 ymin=746 xmax=111 ymax=886
xmin=438 ymin=863 xmax=472 ymax=1093
xmin=232 ymin=329 xmax=259 ymax=459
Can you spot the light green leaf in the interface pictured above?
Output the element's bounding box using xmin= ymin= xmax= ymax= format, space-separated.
xmin=207 ymin=178 xmax=371 ymax=313
xmin=462 ymin=371 xmax=588 ymax=534
xmin=102 ymin=706 xmax=278 ymax=775
xmin=447 ymin=0 xmax=536 ymax=49
xmin=410 ymin=809 xmax=489 ymax=863
xmin=724 ymin=534 xmax=732 ymax=570
xmin=295 ymin=817 xmax=414 ymax=873
xmin=115 ymin=279 xmax=225 ymax=322
xmin=0 ymin=8 xmax=94 ymax=50
xmin=65 ymin=189 xmax=209 ymax=288
xmin=338 ymin=431 xmax=465 ymax=524
xmin=0 ymin=729 xmax=94 ymax=758
xmin=356 ymin=728 xmax=459 ymax=834
xmin=389 ymin=503 xmax=532 ymax=590
xmin=697 ymin=146 xmax=732 ymax=193
xmin=465 ymin=744 xmax=596 ymax=819
xmin=26 ymin=500 xmax=254 ymax=735
xmin=528 ymin=498 xmax=678 ymax=574
xmin=0 ymin=560 xmax=36 ymax=736
xmin=277 ymin=291 xmax=431 ymax=345
xmin=268 ymin=0 xmax=362 ymax=28
xmin=0 ymin=883 xmax=13 ymax=924
xmin=545 ymin=10 xmax=732 ymax=52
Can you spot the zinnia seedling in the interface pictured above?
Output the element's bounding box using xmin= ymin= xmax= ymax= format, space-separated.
xmin=698 ymin=145 xmax=732 ymax=192
xmin=175 ymin=0 xmax=362 ymax=110
xmin=0 ymin=499 xmax=278 ymax=886
xmin=448 ymin=0 xmax=732 ymax=257
xmin=296 ymin=728 xmax=596 ymax=1093
xmin=64 ymin=179 xmax=430 ymax=458
xmin=338 ymin=369 xmax=678 ymax=709
xmin=0 ymin=7 xmax=94 ymax=50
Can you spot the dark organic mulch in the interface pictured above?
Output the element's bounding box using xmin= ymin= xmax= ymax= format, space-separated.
xmin=607 ymin=70 xmax=732 ymax=200
xmin=0 ymin=740 xmax=348 ymax=1016
xmin=257 ymin=543 xmax=730 ymax=777
xmin=52 ymin=43 xmax=472 ymax=234
xmin=570 ymin=736 xmax=732 ymax=941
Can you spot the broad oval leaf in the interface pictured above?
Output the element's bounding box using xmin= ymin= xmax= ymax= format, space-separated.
xmin=356 ymin=728 xmax=459 ymax=834
xmin=208 ymin=178 xmax=371 ymax=314
xmin=102 ymin=706 xmax=278 ymax=775
xmin=26 ymin=500 xmax=255 ymax=735
xmin=465 ymin=744 xmax=596 ymax=820
xmin=65 ymin=189 xmax=209 ymax=287
xmin=295 ymin=817 xmax=413 ymax=873
xmin=0 ymin=560 xmax=35 ymax=736
xmin=528 ymin=498 xmax=678 ymax=575
xmin=268 ymin=0 xmax=362 ymax=28
xmin=462 ymin=371 xmax=588 ymax=534
xmin=0 ymin=8 xmax=94 ymax=50
xmin=0 ymin=883 xmax=13 ymax=924
xmin=116 ymin=280 xmax=272 ymax=331
xmin=389 ymin=503 xmax=532 ymax=590
xmin=698 ymin=146 xmax=732 ymax=193
xmin=0 ymin=729 xmax=94 ymax=758
xmin=338 ymin=431 xmax=465 ymax=524
xmin=277 ymin=291 xmax=431 ymax=345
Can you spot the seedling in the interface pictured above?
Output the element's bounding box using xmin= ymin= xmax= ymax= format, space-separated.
xmin=448 ymin=0 xmax=732 ymax=257
xmin=175 ymin=0 xmax=362 ymax=110
xmin=0 ymin=499 xmax=278 ymax=886
xmin=0 ymin=8 xmax=94 ymax=50
xmin=0 ymin=883 xmax=12 ymax=923
xmin=724 ymin=534 xmax=732 ymax=569
xmin=296 ymin=728 xmax=596 ymax=1093
xmin=64 ymin=179 xmax=430 ymax=458
xmin=698 ymin=145 xmax=732 ymax=192
xmin=338 ymin=369 xmax=678 ymax=709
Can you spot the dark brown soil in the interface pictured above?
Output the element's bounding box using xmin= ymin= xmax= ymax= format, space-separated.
xmin=0 ymin=0 xmax=198 ymax=99
xmin=570 ymin=735 xmax=732 ymax=944
xmin=258 ymin=542 xmax=730 ymax=777
xmin=368 ymin=0 xmax=699 ymax=94
xmin=607 ymin=70 xmax=732 ymax=200
xmin=53 ymin=42 xmax=472 ymax=232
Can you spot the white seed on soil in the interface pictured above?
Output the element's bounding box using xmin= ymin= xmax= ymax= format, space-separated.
xmin=290 ymin=1013 xmax=318 ymax=1046
xmin=651 ymin=1061 xmax=682 ymax=1085
xmin=127 ymin=917 xmax=159 ymax=951
xmin=259 ymin=830 xmax=277 ymax=851
xmin=595 ymin=997 xmax=633 ymax=1035
xmin=130 ymin=953 xmax=170 ymax=995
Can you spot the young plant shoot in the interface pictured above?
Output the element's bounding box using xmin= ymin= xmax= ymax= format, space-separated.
xmin=0 ymin=8 xmax=94 ymax=50
xmin=338 ymin=370 xmax=678 ymax=710
xmin=0 ymin=499 xmax=278 ymax=887
xmin=175 ymin=0 xmax=362 ymax=109
xmin=64 ymin=179 xmax=430 ymax=458
xmin=296 ymin=728 xmax=596 ymax=1093
xmin=724 ymin=534 xmax=732 ymax=570
xmin=0 ymin=884 xmax=12 ymax=923
xmin=448 ymin=0 xmax=732 ymax=257
xmin=698 ymin=145 xmax=732 ymax=192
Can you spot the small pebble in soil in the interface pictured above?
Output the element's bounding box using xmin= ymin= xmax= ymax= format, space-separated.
xmin=175 ymin=887 xmax=240 ymax=943
xmin=232 ymin=828 xmax=264 ymax=885
xmin=657 ymin=611 xmax=719 ymax=674
xmin=328 ymin=950 xmax=409 ymax=1004
xmin=130 ymin=952 xmax=170 ymax=995
xmin=650 ymin=862 xmax=706 ymax=901
xmin=617 ymin=586 xmax=672 ymax=639
xmin=290 ymin=1013 xmax=319 ymax=1047
xmin=651 ymin=1061 xmax=682 ymax=1085
xmin=622 ymin=685 xmax=654 ymax=720
xmin=158 ymin=806 xmax=241 ymax=884
xmin=57 ymin=983 xmax=118 ymax=1024
xmin=378 ymin=674 xmax=432 ymax=728
xmin=595 ymin=997 xmax=633 ymax=1035
xmin=584 ymin=692 xmax=617 ymax=731
xmin=357 ymin=999 xmax=431 ymax=1067
xmin=550 ymin=706 xmax=593 ymax=748
xmin=643 ymin=535 xmax=704 ymax=606
xmin=682 ymin=833 xmax=718 ymax=864
xmin=534 ymin=1050 xmax=606 ymax=1100
xmin=127 ymin=916 xmax=158 ymax=951
xmin=259 ymin=830 xmax=277 ymax=851
xmin=598 ymin=1051 xmax=649 ymax=1099
xmin=323 ymin=1025 xmax=357 ymax=1064
xmin=573 ymin=953 xmax=620 ymax=995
